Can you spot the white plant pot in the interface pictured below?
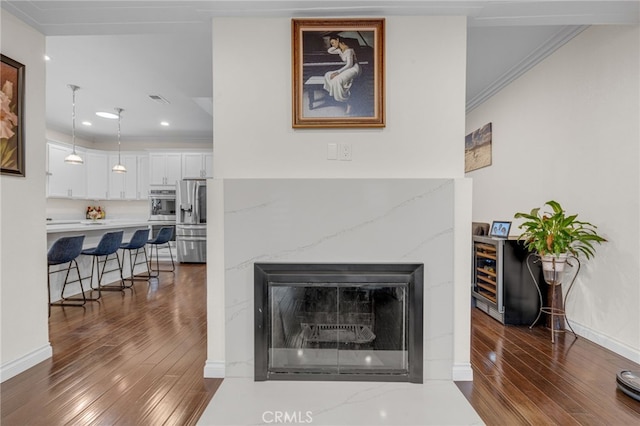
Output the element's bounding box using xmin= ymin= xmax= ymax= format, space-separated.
xmin=540 ymin=253 xmax=569 ymax=284
xmin=540 ymin=253 xmax=569 ymax=271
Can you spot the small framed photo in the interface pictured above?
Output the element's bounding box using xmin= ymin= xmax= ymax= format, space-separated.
xmin=490 ymin=221 xmax=512 ymax=239
xmin=1 ymin=54 xmax=25 ymax=177
xmin=291 ymin=18 xmax=385 ymax=128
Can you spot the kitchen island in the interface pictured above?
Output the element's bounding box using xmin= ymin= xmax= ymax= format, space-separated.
xmin=46 ymin=220 xmax=174 ymax=303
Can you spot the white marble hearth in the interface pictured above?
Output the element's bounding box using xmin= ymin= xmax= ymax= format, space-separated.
xmin=197 ymin=379 xmax=483 ymax=425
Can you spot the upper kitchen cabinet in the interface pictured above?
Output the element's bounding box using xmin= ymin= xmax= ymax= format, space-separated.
xmin=149 ymin=153 xmax=182 ymax=186
xmin=182 ymin=152 xmax=213 ymax=179
xmin=109 ymin=154 xmax=138 ymax=200
xmin=86 ymin=150 xmax=109 ymax=200
xmin=46 ymin=142 xmax=87 ymax=199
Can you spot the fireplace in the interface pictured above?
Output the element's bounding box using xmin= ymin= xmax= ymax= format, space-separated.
xmin=254 ymin=263 xmax=423 ymax=383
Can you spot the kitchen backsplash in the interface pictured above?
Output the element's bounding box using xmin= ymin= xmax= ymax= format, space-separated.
xmin=46 ymin=198 xmax=148 ymax=220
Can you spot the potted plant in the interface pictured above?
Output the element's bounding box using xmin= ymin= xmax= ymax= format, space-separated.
xmin=514 ymin=200 xmax=606 ymax=337
xmin=514 ymin=200 xmax=607 ymax=269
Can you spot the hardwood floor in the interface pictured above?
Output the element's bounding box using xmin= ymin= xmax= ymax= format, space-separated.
xmin=3 ymin=263 xmax=640 ymax=425
xmin=457 ymin=307 xmax=640 ymax=425
xmin=0 ymin=263 xmax=221 ymax=426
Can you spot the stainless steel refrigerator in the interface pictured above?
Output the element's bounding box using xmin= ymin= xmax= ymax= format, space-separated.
xmin=176 ymin=179 xmax=206 ymax=263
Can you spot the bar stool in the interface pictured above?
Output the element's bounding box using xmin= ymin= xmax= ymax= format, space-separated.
xmin=48 ymin=235 xmax=93 ymax=315
xmin=81 ymin=230 xmax=125 ymax=297
xmin=146 ymin=226 xmax=175 ymax=277
xmin=119 ymin=228 xmax=150 ymax=286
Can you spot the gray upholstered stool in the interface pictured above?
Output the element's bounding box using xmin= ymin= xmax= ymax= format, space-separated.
xmin=120 ymin=228 xmax=151 ymax=286
xmin=81 ymin=230 xmax=125 ymax=297
xmin=146 ymin=226 xmax=175 ymax=276
xmin=48 ymin=235 xmax=94 ymax=315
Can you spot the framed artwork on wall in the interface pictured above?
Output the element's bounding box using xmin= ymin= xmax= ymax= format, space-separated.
xmin=1 ymin=54 xmax=25 ymax=177
xmin=465 ymin=122 xmax=492 ymax=173
xmin=291 ymin=18 xmax=385 ymax=129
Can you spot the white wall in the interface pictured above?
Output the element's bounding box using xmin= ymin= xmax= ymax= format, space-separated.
xmin=207 ymin=16 xmax=473 ymax=380
xmin=0 ymin=11 xmax=52 ymax=381
xmin=213 ymin=17 xmax=467 ymax=178
xmin=466 ymin=25 xmax=640 ymax=361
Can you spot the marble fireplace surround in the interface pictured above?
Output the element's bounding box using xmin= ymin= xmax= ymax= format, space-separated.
xmin=223 ymin=178 xmax=458 ymax=380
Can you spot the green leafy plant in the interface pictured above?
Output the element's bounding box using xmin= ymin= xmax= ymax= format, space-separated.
xmin=514 ymin=200 xmax=606 ymax=259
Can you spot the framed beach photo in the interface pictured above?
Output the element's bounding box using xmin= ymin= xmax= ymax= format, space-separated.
xmin=465 ymin=122 xmax=492 ymax=173
xmin=1 ymin=54 xmax=25 ymax=177
xmin=292 ymin=18 xmax=385 ymax=128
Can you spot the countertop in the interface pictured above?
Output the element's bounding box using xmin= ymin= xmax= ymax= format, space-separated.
xmin=46 ymin=219 xmax=175 ymax=234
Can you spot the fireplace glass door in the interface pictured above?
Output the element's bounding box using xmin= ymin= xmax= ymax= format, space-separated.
xmin=268 ymin=283 xmax=408 ymax=376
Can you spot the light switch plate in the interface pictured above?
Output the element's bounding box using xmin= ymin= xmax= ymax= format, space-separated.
xmin=327 ymin=143 xmax=338 ymax=160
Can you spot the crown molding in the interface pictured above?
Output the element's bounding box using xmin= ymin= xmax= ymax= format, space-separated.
xmin=466 ymin=25 xmax=589 ymax=113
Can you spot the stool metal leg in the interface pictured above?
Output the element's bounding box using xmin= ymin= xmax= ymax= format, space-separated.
xmin=87 ymin=252 xmax=125 ymax=295
xmin=122 ymin=247 xmax=151 ymax=286
xmin=99 ymin=252 xmax=125 ymax=291
xmin=147 ymin=243 xmax=175 ymax=274
xmin=48 ymin=260 xmax=88 ymax=311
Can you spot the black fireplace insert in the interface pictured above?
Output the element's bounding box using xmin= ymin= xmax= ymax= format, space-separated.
xmin=254 ymin=263 xmax=423 ymax=383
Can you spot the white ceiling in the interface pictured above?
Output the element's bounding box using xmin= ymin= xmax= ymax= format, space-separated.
xmin=2 ymin=1 xmax=638 ymax=144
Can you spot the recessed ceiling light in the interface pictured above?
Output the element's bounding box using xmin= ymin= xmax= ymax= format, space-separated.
xmin=160 ymin=121 xmax=170 ymax=127
xmin=44 ymin=55 xmax=51 ymax=61
xmin=96 ymin=111 xmax=119 ymax=119
xmin=82 ymin=121 xmax=92 ymax=126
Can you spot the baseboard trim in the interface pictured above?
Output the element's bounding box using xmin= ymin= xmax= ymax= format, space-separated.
xmin=204 ymin=360 xmax=225 ymax=378
xmin=570 ymin=321 xmax=640 ymax=364
xmin=1 ymin=344 xmax=53 ymax=383
xmin=452 ymin=362 xmax=473 ymax=381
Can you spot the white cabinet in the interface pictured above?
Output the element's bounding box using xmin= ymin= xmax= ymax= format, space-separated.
xmin=137 ymin=155 xmax=149 ymax=199
xmin=86 ymin=151 xmax=109 ymax=200
xmin=109 ymin=154 xmax=138 ymax=199
xmin=46 ymin=143 xmax=87 ymax=198
xmin=182 ymin=152 xmax=213 ymax=179
xmin=149 ymin=153 xmax=181 ymax=186
xmin=203 ymin=153 xmax=213 ymax=178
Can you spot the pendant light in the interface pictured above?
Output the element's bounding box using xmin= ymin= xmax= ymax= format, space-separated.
xmin=64 ymin=84 xmax=84 ymax=164
xmin=112 ymin=107 xmax=127 ymax=173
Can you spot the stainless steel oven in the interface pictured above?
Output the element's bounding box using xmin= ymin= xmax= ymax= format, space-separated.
xmin=148 ymin=189 xmax=176 ymax=221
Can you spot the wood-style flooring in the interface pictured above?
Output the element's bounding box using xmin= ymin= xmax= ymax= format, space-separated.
xmin=3 ymin=263 xmax=640 ymax=425
xmin=0 ymin=263 xmax=221 ymax=426
xmin=457 ymin=307 xmax=640 ymax=425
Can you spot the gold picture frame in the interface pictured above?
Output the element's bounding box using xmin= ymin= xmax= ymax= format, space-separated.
xmin=1 ymin=54 xmax=25 ymax=176
xmin=292 ymin=18 xmax=385 ymax=128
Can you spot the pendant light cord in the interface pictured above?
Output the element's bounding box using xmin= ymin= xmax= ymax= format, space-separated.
xmin=117 ymin=108 xmax=122 ymax=163
xmin=69 ymin=84 xmax=79 ymax=155
xmin=112 ymin=107 xmax=126 ymax=173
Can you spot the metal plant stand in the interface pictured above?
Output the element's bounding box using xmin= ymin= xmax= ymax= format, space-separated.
xmin=527 ymin=253 xmax=580 ymax=343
